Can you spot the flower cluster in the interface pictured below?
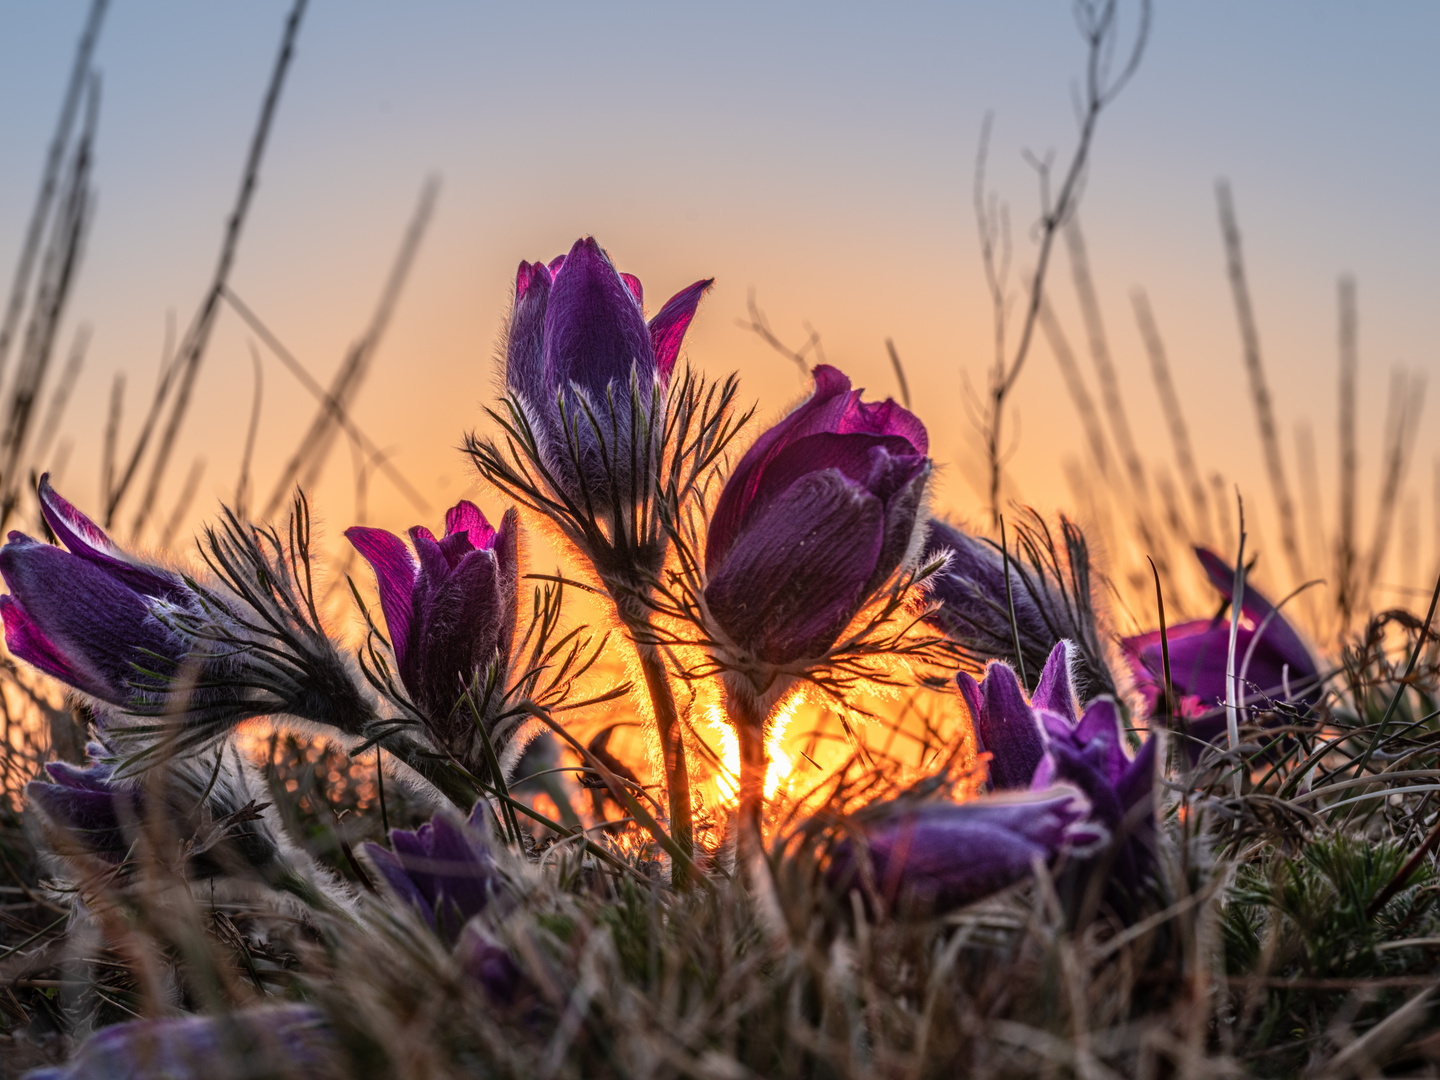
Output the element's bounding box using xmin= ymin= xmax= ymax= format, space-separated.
xmin=832 ymin=640 xmax=1156 ymax=917
xmin=3 ymin=233 xmax=1335 ymax=1079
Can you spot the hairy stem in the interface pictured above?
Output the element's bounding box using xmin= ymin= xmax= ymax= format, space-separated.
xmin=631 ymin=638 xmax=694 ymax=887
xmin=729 ymin=688 xmax=769 ymax=877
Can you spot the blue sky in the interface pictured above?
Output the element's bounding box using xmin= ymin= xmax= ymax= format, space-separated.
xmin=0 ymin=2 xmax=1436 ymax=597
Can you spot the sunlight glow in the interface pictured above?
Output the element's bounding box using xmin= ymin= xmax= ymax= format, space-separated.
xmin=707 ymin=695 xmax=798 ymax=806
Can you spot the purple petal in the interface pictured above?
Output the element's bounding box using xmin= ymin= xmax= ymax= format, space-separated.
xmin=543 ymin=237 xmax=654 ymax=401
xmin=408 ymin=547 xmax=505 ymax=731
xmin=25 ymin=1005 xmax=336 ymax=1080
xmin=456 ymin=924 xmax=525 ymax=1002
xmin=0 ymin=535 xmax=178 ymax=706
xmin=831 ymin=788 xmax=1099 ymax=913
xmin=0 ymin=594 xmax=104 ymax=698
xmin=38 ymin=476 xmax=186 ymax=602
xmin=1031 ymin=641 xmax=1078 ymax=725
xmin=491 ymin=508 xmax=520 ymax=666
xmin=345 ymin=526 xmax=418 ymax=668
xmin=972 ymin=661 xmax=1045 ymax=790
xmin=865 ymin=460 xmax=930 ymax=596
xmin=425 ymin=813 xmax=499 ymax=927
xmin=705 ymin=469 xmax=884 ymax=665
xmin=1195 ymin=546 xmax=1316 ymax=690
xmin=707 ymin=366 xmax=928 ymax=574
xmin=648 ymin=277 xmax=713 ymax=380
xmin=27 ymin=779 xmax=141 ymax=861
xmin=507 ymin=260 xmax=552 ymax=408
xmin=1116 ymin=734 xmax=1157 ymax=814
xmin=707 ymin=432 xmax=920 ymax=572
xmin=1072 ymin=698 xmax=1128 ymax=788
xmin=444 ymin=500 xmax=495 ymax=549
xmin=364 ymin=842 xmax=436 ymax=928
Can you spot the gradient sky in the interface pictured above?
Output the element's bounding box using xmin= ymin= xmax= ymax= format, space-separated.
xmin=1 ymin=2 xmax=1437 ymax=603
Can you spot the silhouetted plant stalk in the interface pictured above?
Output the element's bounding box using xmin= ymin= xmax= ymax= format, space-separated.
xmin=968 ymin=0 xmax=1149 ymax=522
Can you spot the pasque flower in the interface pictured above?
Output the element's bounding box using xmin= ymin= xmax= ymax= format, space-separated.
xmin=923 ymin=516 xmax=1116 ymax=700
xmin=347 ymin=501 xmax=519 ymax=756
xmin=27 ymin=742 xmax=271 ymax=867
xmin=504 ymin=236 xmax=711 ymax=521
xmin=363 ymin=805 xmax=503 ymax=944
xmin=25 ymin=1004 xmax=340 ymax=1080
xmin=0 ymin=478 xmax=369 ymax=752
xmin=1122 ymin=546 xmax=1320 ymax=742
xmin=704 ymin=364 xmax=930 ymax=668
xmin=828 ymin=787 xmax=1105 ymax=914
xmin=0 ymin=478 xmax=210 ymax=708
xmin=957 ymin=641 xmax=1157 ymax=899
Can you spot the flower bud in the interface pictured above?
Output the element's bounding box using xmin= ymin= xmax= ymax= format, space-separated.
xmin=704 ymin=365 xmax=929 ymax=665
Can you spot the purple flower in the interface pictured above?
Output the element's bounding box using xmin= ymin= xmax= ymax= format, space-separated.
xmin=704 ymin=365 xmax=930 ymax=665
xmin=1122 ymin=546 xmax=1320 ymax=742
xmin=25 ymin=741 xmax=302 ymax=887
xmin=25 ymin=745 xmax=143 ymax=863
xmin=922 ymin=516 xmax=1116 ymax=700
xmin=505 ymin=237 xmax=711 ymax=511
xmin=957 ymin=642 xmax=1158 ymax=899
xmin=455 ymin=922 xmax=528 ymax=1004
xmin=363 ymin=805 xmax=503 ymax=944
xmin=24 ymin=1004 xmax=339 ymax=1080
xmin=346 ymin=501 xmax=519 ymax=749
xmin=0 ymin=477 xmax=201 ymax=708
xmin=829 ymin=787 xmax=1105 ymax=913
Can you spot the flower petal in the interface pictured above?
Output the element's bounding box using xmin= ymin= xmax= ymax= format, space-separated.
xmin=25 ymin=1005 xmax=336 ymax=1080
xmin=1031 ymin=641 xmax=1078 ymax=725
xmin=38 ymin=475 xmax=187 ymax=602
xmin=705 ymin=469 xmax=883 ymax=665
xmin=344 ymin=526 xmax=418 ymax=668
xmin=506 ymin=261 xmax=552 ymax=408
xmin=408 ymin=547 xmax=504 ymax=728
xmin=543 ymin=237 xmax=654 ymax=401
xmin=972 ymin=661 xmax=1045 ymax=790
xmin=648 ymin=277 xmax=713 ymax=380
xmin=444 ymin=500 xmax=495 ymax=549
xmin=1195 ymin=546 xmax=1316 ymax=692
xmin=620 ymin=271 xmax=643 ymax=305
xmin=831 ymin=788 xmax=1100 ymax=913
xmin=0 ymin=535 xmax=176 ymax=706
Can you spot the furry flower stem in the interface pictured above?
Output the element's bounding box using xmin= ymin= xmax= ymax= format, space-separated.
xmin=630 ymin=636 xmax=693 ymax=885
xmin=726 ymin=683 xmax=770 ymax=874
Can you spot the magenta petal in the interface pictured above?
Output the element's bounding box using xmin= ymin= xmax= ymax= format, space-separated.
xmin=620 ymin=272 xmax=643 ymax=305
xmin=0 ymin=594 xmax=104 ymax=698
xmin=837 ymin=393 xmax=929 ymax=456
xmin=1194 ymin=546 xmax=1316 ymax=689
xmin=444 ymin=500 xmax=494 ymax=548
xmin=648 ymin=277 xmax=713 ymax=380
xmin=705 ymin=470 xmax=884 ymax=664
xmin=1031 ymin=641 xmax=1078 ymax=725
xmin=344 ymin=526 xmax=418 ymax=667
